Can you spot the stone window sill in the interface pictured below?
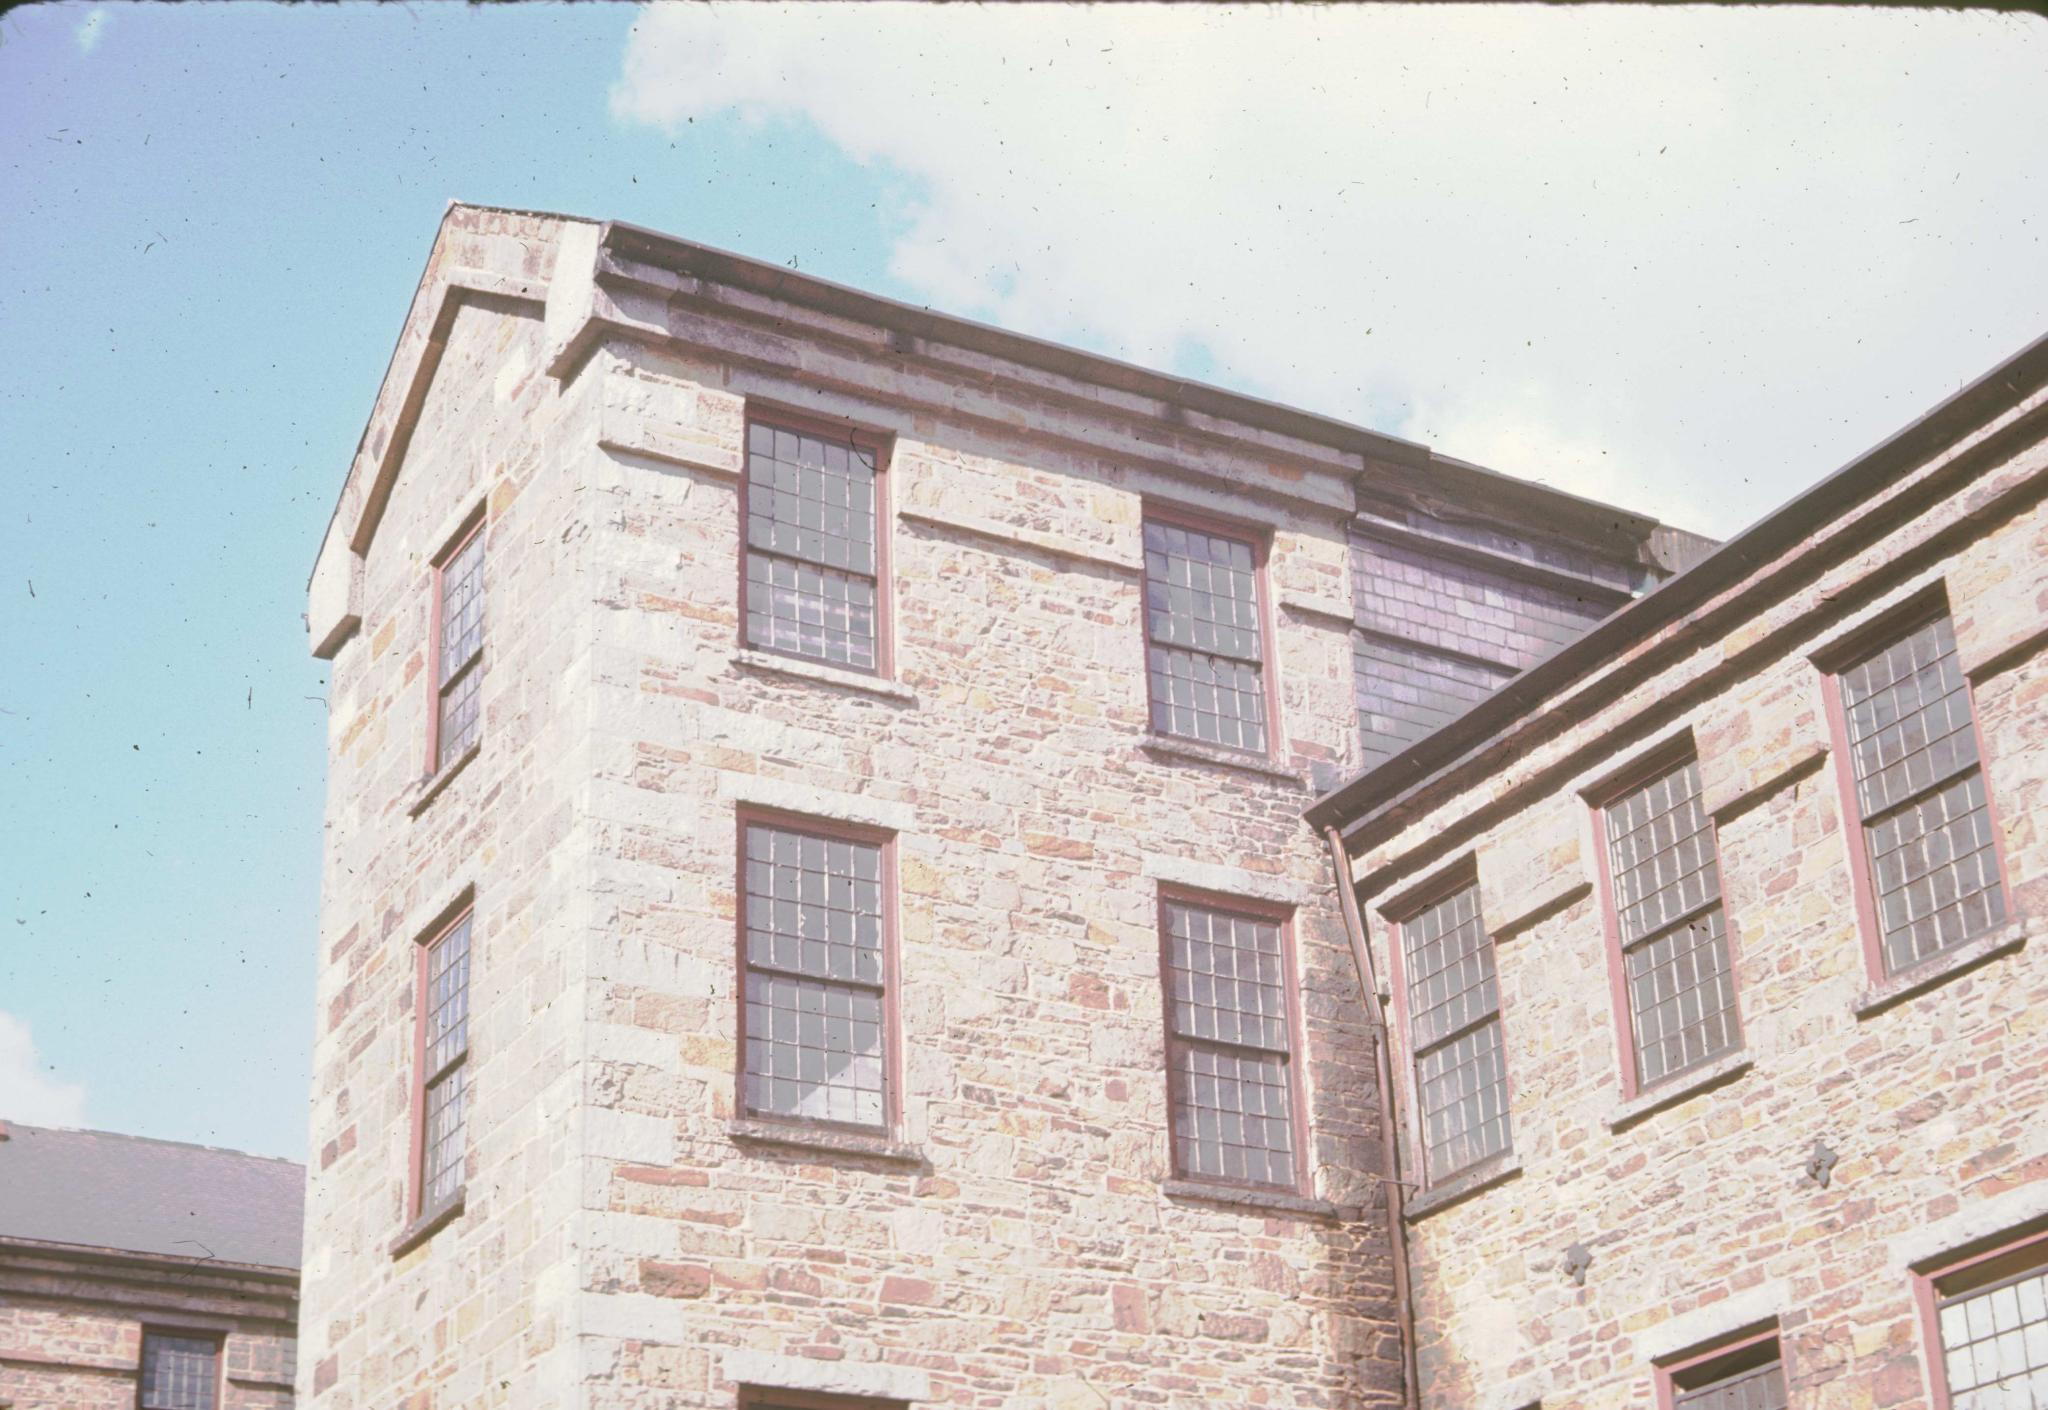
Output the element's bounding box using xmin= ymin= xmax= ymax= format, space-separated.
xmin=732 ymin=650 xmax=918 ymax=704
xmin=1160 ymin=1178 xmax=1350 ymax=1221
xmin=1606 ymin=1050 xmax=1754 ymax=1133
xmin=1403 ymin=1153 xmax=1524 ymax=1222
xmin=1853 ymin=922 xmax=2028 ymax=1019
xmin=388 ymin=1189 xmax=464 ymax=1258
xmin=406 ymin=741 xmax=481 ymax=819
xmin=1140 ymin=734 xmax=1304 ymax=784
xmin=726 ymin=1118 xmax=924 ymax=1165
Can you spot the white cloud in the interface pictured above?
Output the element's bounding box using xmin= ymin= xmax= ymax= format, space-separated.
xmin=0 ymin=1011 xmax=88 ymax=1127
xmin=612 ymin=4 xmax=2048 ymax=537
xmin=74 ymin=7 xmax=109 ymax=54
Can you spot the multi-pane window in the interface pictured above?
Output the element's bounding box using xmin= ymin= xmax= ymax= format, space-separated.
xmin=1143 ymin=518 xmax=1268 ymax=753
xmin=741 ymin=820 xmax=888 ymax=1129
xmin=1603 ymin=757 xmax=1740 ymax=1090
xmin=139 ymin=1331 xmax=219 ymax=1410
xmin=1838 ymin=612 xmax=2005 ymax=975
xmin=1399 ymin=881 xmax=1512 ymax=1183
xmin=743 ymin=420 xmax=882 ymax=672
xmin=1932 ymin=1245 xmax=2048 ymax=1409
xmin=1160 ymin=898 xmax=1298 ymax=1189
xmin=416 ymin=912 xmax=472 ymax=1216
xmin=433 ymin=521 xmax=485 ymax=772
xmin=1667 ymin=1340 xmax=1788 ymax=1410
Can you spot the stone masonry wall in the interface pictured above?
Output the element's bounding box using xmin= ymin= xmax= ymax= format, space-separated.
xmin=299 ymin=210 xmax=600 ymax=1410
xmin=571 ymin=320 xmax=1402 ymax=1409
xmin=1343 ymin=382 xmax=2048 ymax=1409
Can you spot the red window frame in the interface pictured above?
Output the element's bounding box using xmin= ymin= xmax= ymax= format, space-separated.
xmin=1586 ymin=738 xmax=1746 ymax=1103
xmin=1154 ymin=885 xmax=1308 ymax=1195
xmin=426 ymin=510 xmax=486 ymax=776
xmin=136 ymin=1326 xmax=225 ymax=1410
xmin=1138 ymin=501 xmax=1283 ymax=760
xmin=732 ymin=807 xmax=901 ymax=1135
xmin=737 ymin=406 xmax=895 ymax=678
xmin=1653 ymin=1326 xmax=1789 ymax=1410
xmin=1815 ymin=595 xmax=2014 ymax=985
xmin=1913 ymin=1224 xmax=2048 ymax=1410
xmin=406 ymin=902 xmax=473 ymax=1227
xmin=1383 ymin=862 xmax=1516 ymax=1189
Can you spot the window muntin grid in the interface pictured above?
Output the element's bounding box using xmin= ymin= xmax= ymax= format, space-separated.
xmin=1161 ymin=899 xmax=1296 ymax=1189
xmin=418 ymin=914 xmax=471 ymax=1213
xmin=140 ymin=1332 xmax=219 ymax=1410
xmin=1673 ymin=1355 xmax=1788 ymax=1410
xmin=1400 ymin=882 xmax=1512 ymax=1182
xmin=1937 ymin=1257 xmax=2048 ymax=1409
xmin=741 ymin=822 xmax=888 ymax=1130
xmin=435 ymin=525 xmax=484 ymax=771
xmin=1603 ymin=759 xmax=1740 ymax=1089
xmin=1839 ymin=614 xmax=2005 ymax=974
xmin=1143 ymin=519 xmax=1268 ymax=753
xmin=743 ymin=421 xmax=881 ymax=672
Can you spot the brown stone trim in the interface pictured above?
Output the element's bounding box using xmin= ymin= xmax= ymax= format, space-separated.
xmin=725 ymin=1119 xmax=923 ymax=1167
xmin=1401 ymin=1153 xmax=1524 ymax=1223
xmin=731 ymin=650 xmax=919 ymax=704
xmin=1139 ymin=734 xmax=1306 ymax=783
xmin=387 ymin=1188 xmax=465 ymax=1259
xmin=1159 ymin=1179 xmax=1351 ymax=1222
xmin=1851 ymin=922 xmax=2028 ymax=1020
xmin=1604 ymin=1050 xmax=1754 ymax=1134
xmin=405 ymin=739 xmax=480 ymax=819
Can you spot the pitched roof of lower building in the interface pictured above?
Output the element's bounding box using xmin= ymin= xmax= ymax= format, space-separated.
xmin=0 ymin=1122 xmax=304 ymax=1270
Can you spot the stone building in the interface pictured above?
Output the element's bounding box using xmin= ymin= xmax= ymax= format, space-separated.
xmin=297 ymin=202 xmax=1704 ymax=1410
xmin=1308 ymin=330 xmax=2048 ymax=1409
xmin=0 ymin=1122 xmax=301 ymax=1409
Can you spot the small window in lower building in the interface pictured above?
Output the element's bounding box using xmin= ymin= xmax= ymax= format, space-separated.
xmin=139 ymin=1330 xmax=220 ymax=1410
xmin=1926 ymin=1232 xmax=2048 ymax=1408
xmin=1662 ymin=1334 xmax=1786 ymax=1410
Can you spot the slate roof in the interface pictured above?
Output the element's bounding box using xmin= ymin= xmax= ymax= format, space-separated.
xmin=0 ymin=1123 xmax=303 ymax=1270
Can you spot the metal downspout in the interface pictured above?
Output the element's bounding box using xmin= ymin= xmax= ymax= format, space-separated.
xmin=1324 ymin=824 xmax=1421 ymax=1410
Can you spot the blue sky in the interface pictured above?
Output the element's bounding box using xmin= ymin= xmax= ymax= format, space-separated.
xmin=2 ymin=3 xmax=2043 ymax=1161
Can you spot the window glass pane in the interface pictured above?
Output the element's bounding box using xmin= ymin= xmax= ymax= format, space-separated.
xmin=1169 ymin=1043 xmax=1295 ymax=1188
xmin=1143 ymin=521 xmax=1262 ymax=661
xmin=1625 ymin=906 xmax=1739 ymax=1087
xmin=1143 ymin=519 xmax=1267 ymax=752
xmin=1868 ymin=770 xmax=2005 ymax=974
xmin=1415 ymin=1018 xmax=1512 ymax=1181
xmin=1841 ymin=615 xmax=1978 ymax=815
xmin=744 ymin=422 xmax=880 ymax=669
xmin=1146 ymin=644 xmax=1267 ymax=752
xmin=436 ymin=659 xmax=483 ymax=770
xmin=437 ymin=528 xmax=485 ymax=685
xmin=140 ymin=1333 xmax=218 ymax=1410
xmin=1604 ymin=757 xmax=1718 ymax=942
xmin=425 ymin=915 xmax=472 ymax=1075
xmin=1941 ymin=1264 xmax=2048 ymax=1408
xmin=744 ymin=825 xmax=884 ymax=986
xmin=422 ymin=1062 xmax=466 ymax=1208
xmin=1401 ymin=882 xmax=1512 ymax=1181
xmin=742 ymin=971 xmax=885 ymax=1128
xmin=1840 ymin=615 xmax=2005 ymax=972
xmin=1163 ymin=903 xmax=1287 ymax=1051
xmin=741 ymin=822 xmax=888 ymax=1130
xmin=1401 ymin=883 xmax=1498 ymax=1051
